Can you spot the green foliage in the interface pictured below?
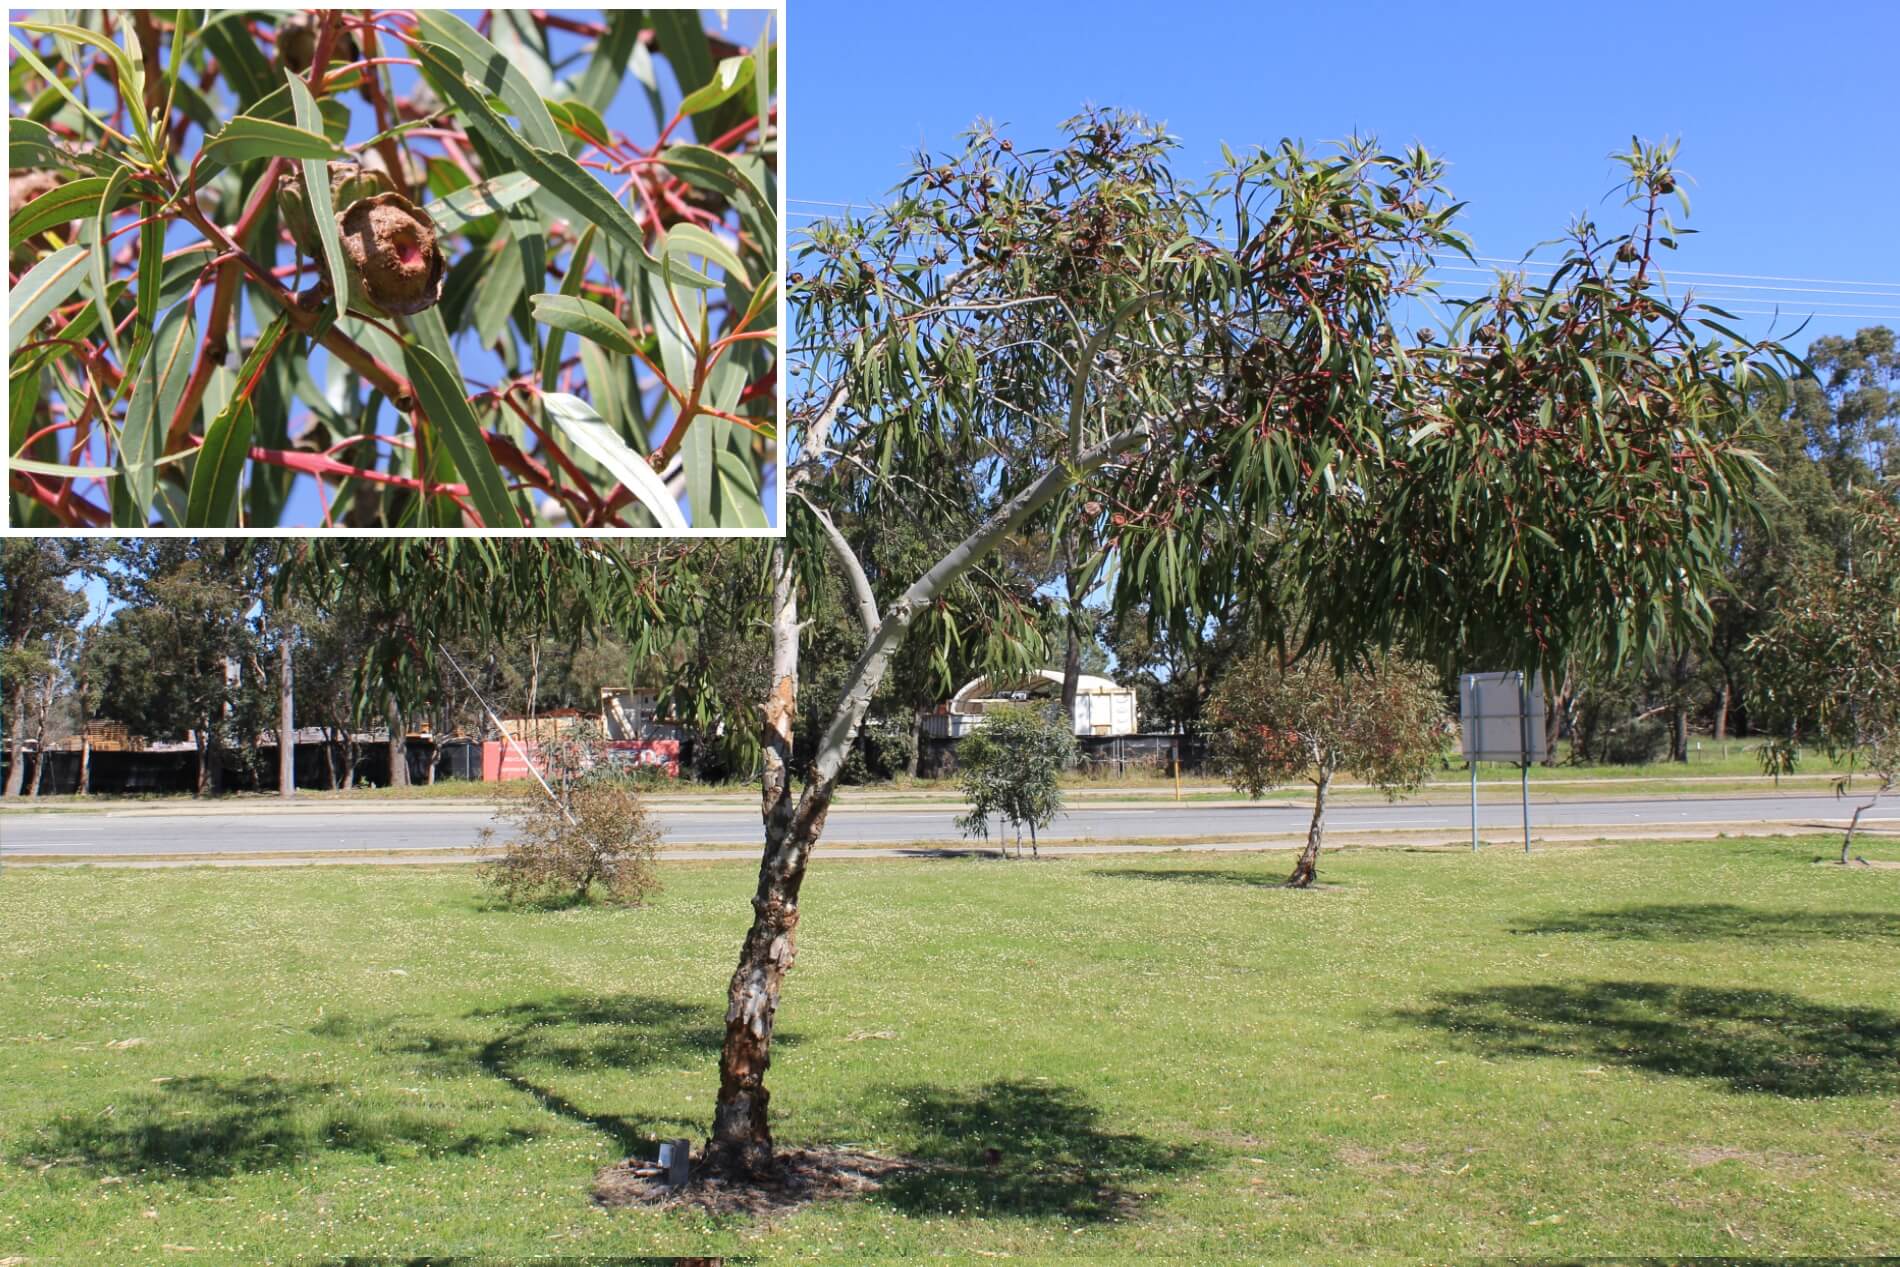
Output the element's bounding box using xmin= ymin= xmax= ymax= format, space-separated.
xmin=8 ymin=9 xmax=778 ymax=528
xmin=1748 ymin=489 xmax=1900 ymax=786
xmin=954 ymin=705 xmax=1077 ymax=857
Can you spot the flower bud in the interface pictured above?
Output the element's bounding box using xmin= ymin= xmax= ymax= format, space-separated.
xmin=337 ymin=191 xmax=446 ymax=316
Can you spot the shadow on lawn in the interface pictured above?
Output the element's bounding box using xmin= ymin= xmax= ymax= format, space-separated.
xmin=1088 ymin=867 xmax=1286 ymax=888
xmin=1512 ymin=902 xmax=1900 ymax=943
xmin=872 ymin=1079 xmax=1206 ymax=1222
xmin=15 ymin=1074 xmax=535 ymax=1180
xmin=1404 ymin=980 xmax=1900 ymax=1097
xmin=377 ymin=994 xmax=797 ymax=1160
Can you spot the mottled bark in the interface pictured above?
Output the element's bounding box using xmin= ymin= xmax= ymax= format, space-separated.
xmin=386 ymin=695 xmax=408 ymax=788
xmin=1713 ymin=679 xmax=1731 ymax=742
xmin=279 ymin=631 xmax=296 ymax=800
xmin=1287 ymin=767 xmax=1333 ymax=888
xmin=3 ymin=683 xmax=27 ymax=797
xmin=710 ymin=546 xmax=804 ymax=1178
xmin=78 ymin=737 xmax=91 ymax=796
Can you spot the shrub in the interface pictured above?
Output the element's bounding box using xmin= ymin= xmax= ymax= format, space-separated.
xmin=954 ymin=704 xmax=1076 ymax=858
xmin=480 ymin=728 xmax=661 ymax=905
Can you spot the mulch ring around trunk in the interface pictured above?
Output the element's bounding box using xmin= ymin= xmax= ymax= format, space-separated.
xmin=592 ymin=1146 xmax=920 ymax=1218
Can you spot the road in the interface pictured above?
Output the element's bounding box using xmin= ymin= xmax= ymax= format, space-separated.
xmin=1 ymin=792 xmax=1890 ymax=859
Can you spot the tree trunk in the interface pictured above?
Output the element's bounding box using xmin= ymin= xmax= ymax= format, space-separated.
xmin=78 ymin=736 xmax=91 ymax=796
xmin=3 ymin=683 xmax=27 ymax=797
xmin=1713 ymin=679 xmax=1731 ymax=742
xmin=386 ymin=695 xmax=408 ymax=789
xmin=28 ymin=660 xmax=56 ymax=797
xmin=425 ymin=739 xmax=438 ymax=785
xmin=194 ymin=727 xmax=210 ymax=797
xmin=1840 ymin=776 xmax=1891 ymax=864
xmin=908 ymin=711 xmax=926 ymax=779
xmin=709 ymin=546 xmax=804 ymax=1179
xmin=279 ymin=631 xmax=296 ymax=800
xmin=1059 ymin=551 xmax=1083 ymax=734
xmin=1287 ymin=768 xmax=1332 ymax=888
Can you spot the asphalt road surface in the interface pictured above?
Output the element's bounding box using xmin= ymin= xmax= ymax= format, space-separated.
xmin=2 ymin=793 xmax=1890 ymax=858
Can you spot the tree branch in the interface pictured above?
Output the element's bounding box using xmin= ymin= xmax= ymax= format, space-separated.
xmin=796 ymin=492 xmax=878 ymax=639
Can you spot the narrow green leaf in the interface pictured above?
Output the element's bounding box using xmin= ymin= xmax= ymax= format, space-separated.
xmin=8 ymin=244 xmax=90 ymax=351
xmin=115 ymin=303 xmax=195 ymax=525
xmin=418 ymin=42 xmax=713 ymax=288
xmin=6 ymin=36 xmax=126 ymax=146
xmin=541 ymin=392 xmax=687 ymax=530
xmin=9 ymin=118 xmax=71 ymax=170
xmin=470 ymin=237 xmax=526 ymax=348
xmin=137 ymin=210 xmax=162 ymax=341
xmin=197 ymin=12 xmax=274 ymax=107
xmin=676 ymin=55 xmax=754 ymax=118
xmin=659 ymin=144 xmax=777 ymax=246
xmin=405 ymin=343 xmax=519 ymax=528
xmin=540 ymin=223 xmax=597 ymax=391
xmin=662 ymin=222 xmax=751 ymax=287
xmin=572 ymin=11 xmax=638 ymax=116
xmin=715 ymin=444 xmax=768 ymax=528
xmin=8 ymin=176 xmax=112 ymax=248
xmin=416 ymin=10 xmax=562 ymax=151
xmin=201 ymin=114 xmax=343 ymax=165
xmin=185 ymin=399 xmax=254 ymax=526
xmin=286 ymin=75 xmax=350 ymax=314
xmin=15 ymin=21 xmax=147 ymax=149
xmin=530 ymin=292 xmax=637 ymax=355
xmin=648 ymin=11 xmax=719 ymax=141
xmin=85 ymin=164 xmax=133 ymax=367
xmin=420 ymin=172 xmax=542 ymax=233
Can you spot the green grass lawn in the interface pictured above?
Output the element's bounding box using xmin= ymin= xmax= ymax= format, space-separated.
xmin=2 ymin=836 xmax=1896 ymax=1263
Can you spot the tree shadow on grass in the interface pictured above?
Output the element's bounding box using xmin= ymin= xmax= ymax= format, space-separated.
xmin=1088 ymin=867 xmax=1286 ymax=888
xmin=1511 ymin=903 xmax=1900 ymax=943
xmin=1402 ymin=981 xmax=1900 ymax=1097
xmin=14 ymin=1074 xmax=536 ymax=1180
xmin=871 ymin=1079 xmax=1207 ymax=1222
xmin=369 ymin=994 xmax=798 ymax=1161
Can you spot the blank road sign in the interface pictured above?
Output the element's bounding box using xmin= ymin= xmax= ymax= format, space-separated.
xmin=1459 ymin=671 xmax=1548 ymax=764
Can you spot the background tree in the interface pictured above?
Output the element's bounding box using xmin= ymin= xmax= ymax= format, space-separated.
xmin=954 ymin=704 xmax=1076 ymax=858
xmin=1208 ymin=649 xmax=1447 ymax=887
xmin=91 ymin=540 xmax=271 ymax=794
xmin=1748 ymin=488 xmax=1900 ymax=862
xmin=0 ymin=541 xmax=91 ymax=797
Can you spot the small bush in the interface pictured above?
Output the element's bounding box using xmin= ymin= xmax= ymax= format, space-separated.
xmin=480 ymin=730 xmax=661 ymax=907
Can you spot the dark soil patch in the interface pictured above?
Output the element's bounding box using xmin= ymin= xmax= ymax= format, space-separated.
xmin=592 ymin=1145 xmax=919 ymax=1218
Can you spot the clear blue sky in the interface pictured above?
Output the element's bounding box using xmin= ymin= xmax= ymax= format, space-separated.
xmin=791 ymin=0 xmax=1900 ymax=347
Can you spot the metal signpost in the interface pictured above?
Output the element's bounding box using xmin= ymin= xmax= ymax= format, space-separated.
xmin=1459 ymin=671 xmax=1547 ymax=852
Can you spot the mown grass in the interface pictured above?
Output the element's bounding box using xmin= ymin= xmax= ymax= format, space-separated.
xmin=1 ymin=835 xmax=1896 ymax=1263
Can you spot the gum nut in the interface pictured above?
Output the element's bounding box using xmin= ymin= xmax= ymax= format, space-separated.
xmin=337 ymin=191 xmax=445 ymax=316
xmin=274 ymin=12 xmax=359 ymax=75
xmin=275 ymin=168 xmax=319 ymax=254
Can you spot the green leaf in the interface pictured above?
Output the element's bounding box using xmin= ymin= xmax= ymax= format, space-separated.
xmin=470 ymin=236 xmax=526 ymax=348
xmin=539 ymin=224 xmax=598 ymax=391
xmin=572 ymin=11 xmax=639 ymax=116
xmin=530 ymin=292 xmax=638 ymax=356
xmin=201 ymin=114 xmax=343 ymax=165
xmin=6 ymin=36 xmax=125 ymax=148
xmin=648 ymin=11 xmax=719 ymax=141
xmin=286 ymin=75 xmax=350 ymax=314
xmin=421 ymin=171 xmax=541 ymax=232
xmin=541 ymin=392 xmax=687 ymax=530
xmin=9 ymin=117 xmax=71 ymax=170
xmin=416 ymin=10 xmax=562 ymax=151
xmin=8 ymin=244 xmax=89 ymax=351
xmin=15 ymin=20 xmax=149 ymax=152
xmin=659 ymin=144 xmax=777 ymax=248
xmin=676 ymin=55 xmax=755 ymax=118
xmin=197 ymin=12 xmax=274 ymax=107
xmin=88 ymin=166 xmax=132 ymax=366
xmin=137 ymin=207 xmax=162 ymax=341
xmin=115 ymin=302 xmax=196 ymax=525
xmin=715 ymin=444 xmax=768 ymax=528
xmin=185 ymin=399 xmax=254 ymax=527
xmin=663 ymin=222 xmax=751 ymax=287
xmin=8 ymin=175 xmax=111 ymax=247
xmin=405 ymin=343 xmax=519 ymax=528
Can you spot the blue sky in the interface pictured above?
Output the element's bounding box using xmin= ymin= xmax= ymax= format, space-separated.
xmin=790 ymin=0 xmax=1900 ymax=346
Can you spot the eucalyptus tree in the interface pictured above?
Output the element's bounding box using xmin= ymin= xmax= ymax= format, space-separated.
xmin=758 ymin=123 xmax=1793 ymax=1184
xmin=1749 ymin=488 xmax=1900 ymax=862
